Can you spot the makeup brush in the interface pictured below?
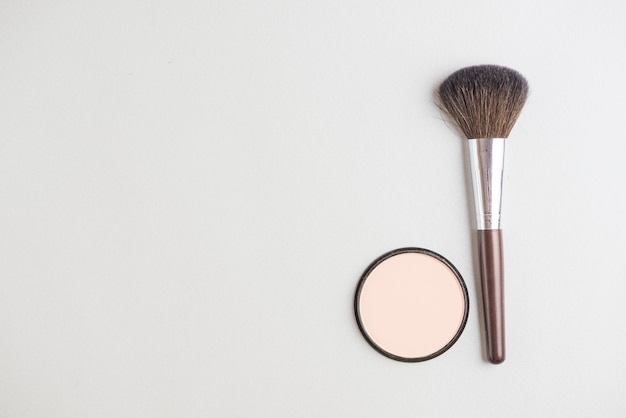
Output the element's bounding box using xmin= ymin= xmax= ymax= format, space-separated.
xmin=438 ymin=65 xmax=528 ymax=364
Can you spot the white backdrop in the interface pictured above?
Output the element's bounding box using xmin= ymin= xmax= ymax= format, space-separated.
xmin=1 ymin=1 xmax=625 ymax=417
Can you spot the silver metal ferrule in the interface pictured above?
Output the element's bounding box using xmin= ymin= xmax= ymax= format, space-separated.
xmin=468 ymin=138 xmax=506 ymax=230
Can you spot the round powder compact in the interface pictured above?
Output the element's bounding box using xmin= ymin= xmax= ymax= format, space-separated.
xmin=355 ymin=248 xmax=469 ymax=362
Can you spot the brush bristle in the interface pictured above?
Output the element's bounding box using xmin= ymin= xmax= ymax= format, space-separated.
xmin=438 ymin=65 xmax=529 ymax=139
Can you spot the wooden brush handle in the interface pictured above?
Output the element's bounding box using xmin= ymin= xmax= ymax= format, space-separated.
xmin=477 ymin=229 xmax=505 ymax=364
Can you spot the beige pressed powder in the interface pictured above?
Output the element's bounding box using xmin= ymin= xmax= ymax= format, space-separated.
xmin=355 ymin=248 xmax=469 ymax=361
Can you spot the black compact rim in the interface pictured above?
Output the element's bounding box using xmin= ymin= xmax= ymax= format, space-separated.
xmin=354 ymin=247 xmax=469 ymax=362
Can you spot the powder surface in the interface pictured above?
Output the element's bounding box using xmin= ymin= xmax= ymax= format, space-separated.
xmin=358 ymin=252 xmax=466 ymax=359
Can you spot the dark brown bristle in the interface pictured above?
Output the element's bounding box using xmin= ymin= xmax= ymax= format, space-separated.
xmin=438 ymin=65 xmax=529 ymax=139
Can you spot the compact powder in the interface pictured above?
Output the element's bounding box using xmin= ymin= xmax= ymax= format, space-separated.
xmin=355 ymin=248 xmax=469 ymax=362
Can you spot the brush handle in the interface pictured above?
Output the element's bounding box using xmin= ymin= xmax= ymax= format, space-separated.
xmin=477 ymin=229 xmax=505 ymax=364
